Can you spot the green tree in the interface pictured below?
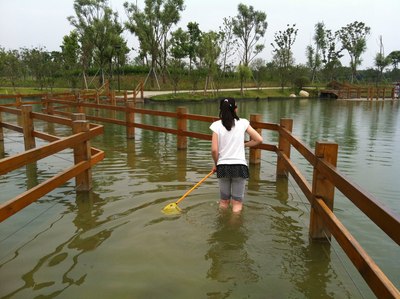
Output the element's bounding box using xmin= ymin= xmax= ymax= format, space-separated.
xmin=169 ymin=27 xmax=189 ymax=93
xmin=237 ymin=64 xmax=252 ymax=96
xmin=21 ymin=46 xmax=49 ymax=90
xmin=313 ymin=25 xmax=343 ymax=82
xmin=249 ymin=58 xmax=266 ymax=89
xmin=374 ymin=36 xmax=391 ymax=83
xmin=271 ymin=24 xmax=298 ymax=90
xmin=197 ymin=31 xmax=221 ymax=94
xmin=388 ymin=50 xmax=400 ymax=70
xmin=45 ymin=51 xmax=63 ymax=91
xmin=307 ymin=22 xmax=325 ymax=83
xmin=218 ymin=17 xmax=237 ymax=76
xmin=68 ymin=0 xmax=126 ymax=87
xmin=337 ymin=21 xmax=370 ymax=82
xmin=186 ymin=22 xmax=201 ymax=72
xmin=124 ymin=0 xmax=184 ymax=88
xmin=61 ymin=31 xmax=81 ymax=89
xmin=232 ymin=3 xmax=267 ymax=67
xmin=0 ymin=48 xmax=22 ymax=91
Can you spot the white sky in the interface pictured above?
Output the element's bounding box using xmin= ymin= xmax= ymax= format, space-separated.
xmin=0 ymin=0 xmax=399 ymax=69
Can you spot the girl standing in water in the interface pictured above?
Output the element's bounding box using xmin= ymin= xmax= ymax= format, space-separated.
xmin=210 ymin=98 xmax=263 ymax=213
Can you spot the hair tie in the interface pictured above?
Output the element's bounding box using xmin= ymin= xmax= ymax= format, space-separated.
xmin=224 ymin=99 xmax=233 ymax=107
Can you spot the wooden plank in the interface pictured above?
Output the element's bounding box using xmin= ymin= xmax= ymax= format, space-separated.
xmin=258 ymin=143 xmax=277 ymax=152
xmin=33 ymin=131 xmax=61 ymax=142
xmin=0 ymin=126 xmax=103 ymax=175
xmin=0 ymin=160 xmax=88 ymax=222
xmin=252 ymin=121 xmax=279 ymax=131
xmin=277 ymin=119 xmax=293 ymax=176
xmin=310 ymin=142 xmax=338 ymax=240
xmin=0 ymin=106 xmax=21 ymax=115
xmin=0 ymin=122 xmax=23 ymax=133
xmin=181 ymin=131 xmax=210 ymax=141
xmin=278 ymin=150 xmax=313 ymax=200
xmin=250 ymin=114 xmax=262 ymax=164
xmin=72 ymin=120 xmax=92 ymax=191
xmin=133 ymin=123 xmax=178 ymax=135
xmin=316 ymin=159 xmax=400 ymax=245
xmin=21 ymin=106 xmax=36 ymax=150
xmin=279 ymin=125 xmax=317 ymax=165
xmin=314 ymin=197 xmax=400 ymax=299
xmin=31 ymin=112 xmax=72 ymax=126
xmin=177 ymin=107 xmax=187 ymax=149
xmin=185 ymin=113 xmax=218 ymax=122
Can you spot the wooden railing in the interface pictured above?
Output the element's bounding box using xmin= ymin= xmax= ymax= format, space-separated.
xmin=321 ymin=81 xmax=396 ymax=100
xmin=0 ymin=105 xmax=105 ymax=222
xmin=2 ymin=95 xmax=400 ymax=298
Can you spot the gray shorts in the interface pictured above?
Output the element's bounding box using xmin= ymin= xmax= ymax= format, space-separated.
xmin=218 ymin=177 xmax=246 ymax=201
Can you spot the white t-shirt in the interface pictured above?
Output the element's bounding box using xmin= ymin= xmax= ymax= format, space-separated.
xmin=210 ymin=118 xmax=250 ymax=166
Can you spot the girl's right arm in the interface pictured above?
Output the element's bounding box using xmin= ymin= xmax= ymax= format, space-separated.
xmin=211 ymin=132 xmax=219 ymax=172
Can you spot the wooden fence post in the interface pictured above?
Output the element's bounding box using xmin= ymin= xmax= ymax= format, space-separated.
xmin=249 ymin=114 xmax=262 ymax=164
xmin=72 ymin=118 xmax=92 ymax=191
xmin=276 ymin=118 xmax=293 ymax=177
xmin=126 ymin=101 xmax=135 ymax=139
xmin=16 ymin=96 xmax=22 ymax=107
xmin=21 ymin=105 xmax=36 ymax=150
xmin=77 ymin=97 xmax=84 ymax=113
xmin=45 ymin=97 xmax=54 ymax=115
xmin=0 ymin=110 xmax=3 ymax=141
xmin=177 ymin=107 xmax=187 ymax=150
xmin=309 ymin=141 xmax=338 ymax=240
xmin=72 ymin=113 xmax=86 ymax=121
xmin=110 ymin=90 xmax=116 ymax=106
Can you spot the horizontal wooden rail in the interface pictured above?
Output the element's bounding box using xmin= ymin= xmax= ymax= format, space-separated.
xmin=0 ymin=122 xmax=22 ymax=133
xmin=0 ymin=126 xmax=103 ymax=175
xmin=314 ymin=197 xmax=400 ymax=298
xmin=31 ymin=112 xmax=72 ymax=126
xmin=277 ymin=150 xmax=313 ymax=200
xmin=0 ymin=151 xmax=104 ymax=222
xmin=316 ymin=158 xmax=400 ymax=245
xmin=0 ymin=106 xmax=105 ymax=222
xmin=0 ymin=106 xmax=22 ymax=115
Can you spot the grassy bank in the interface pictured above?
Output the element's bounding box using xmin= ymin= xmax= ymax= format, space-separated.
xmin=149 ymin=87 xmax=314 ymax=101
xmin=0 ymin=87 xmax=71 ymax=95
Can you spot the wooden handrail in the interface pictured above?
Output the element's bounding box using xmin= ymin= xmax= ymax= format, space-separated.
xmin=0 ymin=106 xmax=105 ymax=222
xmin=316 ymin=158 xmax=400 ymax=245
xmin=0 ymin=126 xmax=103 ymax=175
xmin=0 ymin=151 xmax=104 ymax=222
xmin=314 ymin=197 xmax=399 ymax=298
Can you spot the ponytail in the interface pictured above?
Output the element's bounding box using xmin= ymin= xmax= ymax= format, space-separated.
xmin=219 ymin=98 xmax=239 ymax=131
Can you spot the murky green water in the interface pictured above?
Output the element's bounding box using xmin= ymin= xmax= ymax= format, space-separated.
xmin=0 ymin=98 xmax=399 ymax=298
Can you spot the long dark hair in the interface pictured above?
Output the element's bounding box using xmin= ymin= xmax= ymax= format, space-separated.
xmin=219 ymin=98 xmax=239 ymax=131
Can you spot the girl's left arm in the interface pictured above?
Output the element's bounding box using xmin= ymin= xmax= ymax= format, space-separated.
xmin=245 ymin=125 xmax=263 ymax=147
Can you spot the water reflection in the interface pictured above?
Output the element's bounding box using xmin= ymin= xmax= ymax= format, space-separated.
xmin=0 ymin=190 xmax=113 ymax=298
xmin=0 ymin=140 xmax=4 ymax=159
xmin=272 ymin=177 xmax=354 ymax=298
xmin=205 ymin=211 xmax=259 ymax=285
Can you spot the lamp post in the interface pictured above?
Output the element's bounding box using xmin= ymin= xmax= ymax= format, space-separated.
xmin=114 ymin=45 xmax=121 ymax=92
